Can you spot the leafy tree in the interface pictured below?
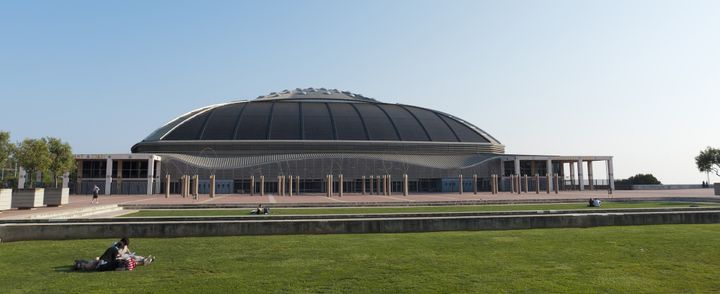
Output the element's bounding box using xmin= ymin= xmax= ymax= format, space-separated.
xmin=13 ymin=138 xmax=52 ymax=188
xmin=614 ymin=173 xmax=662 ymax=187
xmin=0 ymin=131 xmax=11 ymax=168
xmin=46 ymin=137 xmax=76 ymax=188
xmin=696 ymin=147 xmax=720 ymax=177
xmin=627 ymin=174 xmax=661 ymax=185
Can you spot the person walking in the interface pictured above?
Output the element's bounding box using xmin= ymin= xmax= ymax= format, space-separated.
xmin=92 ymin=185 xmax=100 ymax=204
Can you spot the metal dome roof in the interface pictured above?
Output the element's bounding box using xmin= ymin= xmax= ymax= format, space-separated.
xmin=137 ymin=88 xmax=501 ymax=145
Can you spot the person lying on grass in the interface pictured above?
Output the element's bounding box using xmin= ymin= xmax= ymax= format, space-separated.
xmin=74 ymin=237 xmax=155 ymax=271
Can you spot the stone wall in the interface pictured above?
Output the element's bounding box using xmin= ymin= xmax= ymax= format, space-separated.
xmin=631 ymin=184 xmax=705 ymax=190
xmin=2 ymin=210 xmax=720 ymax=242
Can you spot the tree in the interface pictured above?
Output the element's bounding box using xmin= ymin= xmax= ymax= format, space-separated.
xmin=614 ymin=173 xmax=662 ymax=187
xmin=627 ymin=174 xmax=661 ymax=185
xmin=696 ymin=147 xmax=720 ymax=177
xmin=46 ymin=137 xmax=76 ymax=188
xmin=13 ymin=138 xmax=52 ymax=188
xmin=0 ymin=131 xmax=11 ymax=168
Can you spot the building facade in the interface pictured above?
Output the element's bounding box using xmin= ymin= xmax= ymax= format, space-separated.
xmin=73 ymin=88 xmax=614 ymax=195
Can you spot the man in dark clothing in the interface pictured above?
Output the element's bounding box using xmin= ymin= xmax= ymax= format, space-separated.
xmin=95 ymin=238 xmax=128 ymax=271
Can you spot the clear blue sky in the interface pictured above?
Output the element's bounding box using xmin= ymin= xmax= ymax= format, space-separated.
xmin=1 ymin=0 xmax=718 ymax=184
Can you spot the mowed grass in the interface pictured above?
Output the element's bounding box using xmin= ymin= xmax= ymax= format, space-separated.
xmin=123 ymin=201 xmax=718 ymax=217
xmin=2 ymin=224 xmax=720 ymax=293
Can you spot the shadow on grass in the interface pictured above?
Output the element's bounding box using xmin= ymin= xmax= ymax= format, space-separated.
xmin=53 ymin=265 xmax=75 ymax=273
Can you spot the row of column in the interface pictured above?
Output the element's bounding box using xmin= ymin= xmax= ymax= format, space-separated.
xmin=510 ymin=158 xmax=615 ymax=193
xmin=488 ymin=174 xmax=560 ymax=194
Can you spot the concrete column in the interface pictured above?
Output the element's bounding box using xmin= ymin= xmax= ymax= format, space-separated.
xmin=569 ymin=162 xmax=576 ymax=190
xmin=473 ymin=174 xmax=478 ymax=195
xmin=459 ymin=174 xmax=463 ymax=194
xmin=277 ymin=176 xmax=283 ymax=196
xmin=489 ymin=174 xmax=494 ymax=194
xmin=516 ymin=175 xmax=521 ymax=195
xmin=546 ymin=173 xmax=551 ymax=194
xmin=523 ymin=175 xmax=528 ymax=193
xmin=554 ymin=174 xmax=559 ymax=194
xmin=362 ymin=176 xmax=366 ymax=195
xmin=381 ymin=175 xmax=386 ymax=195
xmin=403 ymin=174 xmax=409 ymax=196
xmin=494 ymin=174 xmax=499 ymax=194
xmin=499 ymin=159 xmax=505 ymax=191
xmin=388 ymin=174 xmax=392 ymax=196
xmin=260 ymin=176 xmax=265 ymax=196
xmin=165 ymin=174 xmax=170 ymax=198
xmin=376 ymin=175 xmax=381 ymax=195
xmin=490 ymin=174 xmax=495 ymax=194
xmin=62 ymin=172 xmax=70 ymax=189
xmin=288 ymin=175 xmax=293 ymax=197
xmin=369 ymin=176 xmax=374 ymax=195
xmin=514 ymin=158 xmax=521 ymax=177
xmin=546 ymin=159 xmax=553 ymax=192
xmin=339 ymin=174 xmax=344 ymax=197
xmin=577 ymin=159 xmax=585 ymax=191
xmin=510 ymin=174 xmax=515 ymax=194
xmin=607 ymin=158 xmax=615 ymax=194
xmin=154 ymin=161 xmax=162 ymax=194
xmin=535 ymin=174 xmax=540 ymax=194
xmin=193 ymin=175 xmax=199 ymax=198
xmin=181 ymin=175 xmax=186 ymax=197
xmin=587 ymin=161 xmax=594 ymax=190
xmin=18 ymin=167 xmax=26 ymax=189
xmin=250 ymin=176 xmax=255 ymax=196
xmin=296 ymin=176 xmax=300 ymax=195
xmin=146 ymin=158 xmax=154 ymax=195
xmin=105 ymin=157 xmax=113 ymax=195
xmin=210 ymin=175 xmax=216 ymax=198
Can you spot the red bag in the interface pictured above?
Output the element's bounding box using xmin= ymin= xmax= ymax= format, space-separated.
xmin=125 ymin=258 xmax=136 ymax=271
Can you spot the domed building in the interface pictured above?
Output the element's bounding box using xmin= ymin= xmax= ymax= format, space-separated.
xmin=73 ymin=88 xmax=615 ymax=195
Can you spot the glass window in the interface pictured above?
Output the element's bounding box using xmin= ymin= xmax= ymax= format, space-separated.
xmin=81 ymin=160 xmax=106 ymax=178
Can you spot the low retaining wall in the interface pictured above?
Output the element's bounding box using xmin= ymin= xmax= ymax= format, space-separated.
xmin=631 ymin=184 xmax=704 ymax=190
xmin=2 ymin=210 xmax=720 ymax=242
xmin=120 ymin=197 xmax=720 ymax=210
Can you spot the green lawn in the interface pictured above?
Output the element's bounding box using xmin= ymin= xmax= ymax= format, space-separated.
xmin=1 ymin=224 xmax=720 ymax=293
xmin=123 ymin=201 xmax=718 ymax=217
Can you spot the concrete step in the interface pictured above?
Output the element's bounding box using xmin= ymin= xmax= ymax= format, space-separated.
xmin=28 ymin=204 xmax=122 ymax=220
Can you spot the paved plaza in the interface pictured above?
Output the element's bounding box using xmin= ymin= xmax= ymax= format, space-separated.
xmin=0 ymin=189 xmax=716 ymax=220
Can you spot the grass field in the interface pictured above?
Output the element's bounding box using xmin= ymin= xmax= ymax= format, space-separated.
xmin=1 ymin=224 xmax=720 ymax=293
xmin=123 ymin=201 xmax=718 ymax=217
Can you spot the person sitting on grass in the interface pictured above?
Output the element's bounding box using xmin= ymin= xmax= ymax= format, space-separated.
xmin=588 ymin=198 xmax=594 ymax=207
xmin=251 ymin=204 xmax=263 ymax=215
xmin=74 ymin=237 xmax=154 ymax=271
xmin=251 ymin=204 xmax=269 ymax=215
